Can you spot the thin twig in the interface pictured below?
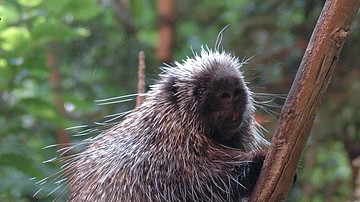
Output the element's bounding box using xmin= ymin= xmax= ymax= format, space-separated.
xmin=136 ymin=51 xmax=146 ymax=107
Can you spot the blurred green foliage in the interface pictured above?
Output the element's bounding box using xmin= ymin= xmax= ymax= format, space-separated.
xmin=0 ymin=0 xmax=359 ymax=201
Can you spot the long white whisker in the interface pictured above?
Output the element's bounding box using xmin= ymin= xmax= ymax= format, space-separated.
xmin=94 ymin=93 xmax=144 ymax=103
xmin=96 ymin=98 xmax=134 ymax=105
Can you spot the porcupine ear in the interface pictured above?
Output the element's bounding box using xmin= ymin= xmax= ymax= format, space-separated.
xmin=163 ymin=76 xmax=179 ymax=102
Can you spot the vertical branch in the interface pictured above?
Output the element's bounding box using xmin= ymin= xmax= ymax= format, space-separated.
xmin=136 ymin=51 xmax=146 ymax=107
xmin=353 ymin=157 xmax=360 ymax=200
xmin=339 ymin=126 xmax=360 ymax=181
xmin=112 ymin=0 xmax=137 ymax=36
xmin=250 ymin=1 xmax=360 ymax=201
xmin=302 ymin=143 xmax=318 ymax=200
xmin=156 ymin=0 xmax=176 ymax=63
xmin=47 ymin=42 xmax=71 ymax=154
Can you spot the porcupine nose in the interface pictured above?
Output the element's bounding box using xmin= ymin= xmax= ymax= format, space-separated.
xmin=218 ymin=88 xmax=243 ymax=122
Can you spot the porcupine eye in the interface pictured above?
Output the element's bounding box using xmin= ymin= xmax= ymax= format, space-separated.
xmin=196 ymin=88 xmax=206 ymax=97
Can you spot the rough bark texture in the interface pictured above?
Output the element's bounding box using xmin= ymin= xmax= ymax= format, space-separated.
xmin=250 ymin=1 xmax=360 ymax=201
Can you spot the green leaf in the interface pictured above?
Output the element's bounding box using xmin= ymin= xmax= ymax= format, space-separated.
xmin=17 ymin=0 xmax=44 ymax=7
xmin=32 ymin=17 xmax=86 ymax=43
xmin=74 ymin=27 xmax=91 ymax=37
xmin=131 ymin=0 xmax=156 ymax=28
xmin=0 ymin=5 xmax=20 ymax=29
xmin=66 ymin=0 xmax=101 ymax=21
xmin=0 ymin=153 xmax=39 ymax=176
xmin=18 ymin=97 xmax=72 ymax=127
xmin=47 ymin=0 xmax=101 ymax=22
xmin=19 ymin=98 xmax=57 ymax=120
xmin=0 ymin=59 xmax=11 ymax=90
xmin=29 ymin=66 xmax=49 ymax=81
xmin=137 ymin=29 xmax=158 ymax=47
xmin=0 ymin=27 xmax=31 ymax=52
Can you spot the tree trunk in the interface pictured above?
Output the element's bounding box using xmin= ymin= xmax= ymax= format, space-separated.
xmin=47 ymin=42 xmax=72 ymax=154
xmin=156 ymin=0 xmax=176 ymax=63
xmin=250 ymin=1 xmax=360 ymax=201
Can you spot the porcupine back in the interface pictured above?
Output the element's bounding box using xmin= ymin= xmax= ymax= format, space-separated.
xmin=60 ymin=48 xmax=270 ymax=202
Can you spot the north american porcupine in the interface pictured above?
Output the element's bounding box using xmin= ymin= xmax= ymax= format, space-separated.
xmin=61 ymin=48 xmax=270 ymax=201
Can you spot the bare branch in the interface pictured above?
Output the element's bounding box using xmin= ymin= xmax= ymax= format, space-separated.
xmin=136 ymin=51 xmax=146 ymax=107
xmin=112 ymin=0 xmax=137 ymax=36
xmin=47 ymin=42 xmax=72 ymax=155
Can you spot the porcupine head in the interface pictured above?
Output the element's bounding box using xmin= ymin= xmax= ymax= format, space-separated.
xmin=66 ymin=47 xmax=269 ymax=202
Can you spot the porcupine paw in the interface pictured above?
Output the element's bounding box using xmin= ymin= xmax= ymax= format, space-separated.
xmin=239 ymin=151 xmax=297 ymax=198
xmin=236 ymin=152 xmax=266 ymax=197
xmin=249 ymin=152 xmax=266 ymax=190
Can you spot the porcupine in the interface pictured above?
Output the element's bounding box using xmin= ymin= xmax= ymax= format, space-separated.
xmin=64 ymin=48 xmax=270 ymax=202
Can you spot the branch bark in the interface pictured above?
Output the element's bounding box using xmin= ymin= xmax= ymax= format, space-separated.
xmin=112 ymin=0 xmax=137 ymax=36
xmin=47 ymin=42 xmax=72 ymax=155
xmin=156 ymin=0 xmax=176 ymax=63
xmin=136 ymin=51 xmax=146 ymax=107
xmin=250 ymin=1 xmax=360 ymax=201
xmin=353 ymin=156 xmax=360 ymax=200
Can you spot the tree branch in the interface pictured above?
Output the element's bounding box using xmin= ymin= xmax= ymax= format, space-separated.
xmin=156 ymin=0 xmax=176 ymax=63
xmin=250 ymin=1 xmax=360 ymax=201
xmin=112 ymin=0 xmax=137 ymax=36
xmin=136 ymin=51 xmax=146 ymax=107
xmin=47 ymin=42 xmax=72 ymax=154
